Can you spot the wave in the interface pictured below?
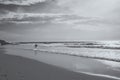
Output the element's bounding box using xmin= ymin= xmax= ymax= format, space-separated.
xmin=77 ymin=71 xmax=120 ymax=80
xmin=36 ymin=41 xmax=120 ymax=50
xmin=66 ymin=45 xmax=120 ymax=50
xmin=17 ymin=41 xmax=120 ymax=50
xmin=28 ymin=49 xmax=120 ymax=62
xmin=64 ymin=41 xmax=120 ymax=50
xmin=14 ymin=41 xmax=120 ymax=63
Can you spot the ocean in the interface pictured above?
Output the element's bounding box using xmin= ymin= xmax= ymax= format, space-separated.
xmin=5 ymin=41 xmax=120 ymax=63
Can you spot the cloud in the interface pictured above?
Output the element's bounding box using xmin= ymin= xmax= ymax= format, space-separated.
xmin=0 ymin=11 xmax=119 ymax=31
xmin=0 ymin=0 xmax=120 ymax=25
xmin=0 ymin=12 xmax=64 ymax=23
xmin=1 ymin=0 xmax=120 ymax=41
xmin=0 ymin=12 xmax=103 ymax=25
xmin=56 ymin=0 xmax=120 ymax=17
xmin=0 ymin=0 xmax=47 ymax=6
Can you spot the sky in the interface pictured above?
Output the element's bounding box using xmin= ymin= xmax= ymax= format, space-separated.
xmin=0 ymin=0 xmax=120 ymax=42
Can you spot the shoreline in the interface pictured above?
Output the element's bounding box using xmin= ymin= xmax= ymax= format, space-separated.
xmin=0 ymin=46 xmax=120 ymax=80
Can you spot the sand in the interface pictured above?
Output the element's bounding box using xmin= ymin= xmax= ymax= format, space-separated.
xmin=0 ymin=46 xmax=119 ymax=80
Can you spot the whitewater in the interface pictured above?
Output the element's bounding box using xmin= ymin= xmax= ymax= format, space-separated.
xmin=13 ymin=41 xmax=120 ymax=62
xmin=6 ymin=41 xmax=120 ymax=67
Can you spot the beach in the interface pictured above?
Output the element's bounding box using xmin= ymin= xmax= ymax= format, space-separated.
xmin=1 ymin=0 xmax=120 ymax=79
xmin=0 ymin=46 xmax=120 ymax=80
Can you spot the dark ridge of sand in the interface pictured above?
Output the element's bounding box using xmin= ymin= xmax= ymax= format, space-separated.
xmin=0 ymin=48 xmax=118 ymax=80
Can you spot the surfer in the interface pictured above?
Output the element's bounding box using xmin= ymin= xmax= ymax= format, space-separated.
xmin=34 ymin=44 xmax=38 ymax=48
xmin=34 ymin=44 xmax=38 ymax=55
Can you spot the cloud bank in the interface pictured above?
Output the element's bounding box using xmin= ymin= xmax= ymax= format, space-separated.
xmin=56 ymin=0 xmax=120 ymax=17
xmin=0 ymin=0 xmax=47 ymax=6
xmin=1 ymin=0 xmax=120 ymax=41
xmin=0 ymin=12 xmax=103 ymax=25
xmin=0 ymin=12 xmax=119 ymax=30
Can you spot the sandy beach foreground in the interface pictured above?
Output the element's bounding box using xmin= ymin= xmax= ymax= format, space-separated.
xmin=0 ymin=46 xmax=119 ymax=80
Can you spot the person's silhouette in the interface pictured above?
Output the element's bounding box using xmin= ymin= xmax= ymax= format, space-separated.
xmin=34 ymin=44 xmax=38 ymax=55
xmin=34 ymin=44 xmax=38 ymax=48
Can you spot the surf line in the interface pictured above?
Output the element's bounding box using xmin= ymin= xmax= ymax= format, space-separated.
xmin=77 ymin=71 xmax=120 ymax=80
xmin=35 ymin=49 xmax=120 ymax=63
xmin=21 ymin=48 xmax=120 ymax=63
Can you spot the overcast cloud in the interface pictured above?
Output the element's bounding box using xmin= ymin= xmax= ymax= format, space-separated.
xmin=0 ymin=0 xmax=47 ymax=6
xmin=0 ymin=0 xmax=120 ymax=41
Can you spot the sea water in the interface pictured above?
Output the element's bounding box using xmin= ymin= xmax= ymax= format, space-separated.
xmin=5 ymin=41 xmax=120 ymax=66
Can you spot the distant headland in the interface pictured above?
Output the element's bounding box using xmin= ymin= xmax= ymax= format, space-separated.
xmin=0 ymin=40 xmax=10 ymax=45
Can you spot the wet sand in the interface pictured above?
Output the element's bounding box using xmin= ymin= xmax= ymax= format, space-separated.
xmin=0 ymin=46 xmax=119 ymax=80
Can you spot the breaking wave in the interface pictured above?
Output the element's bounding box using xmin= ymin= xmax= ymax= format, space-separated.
xmin=64 ymin=41 xmax=120 ymax=50
xmin=77 ymin=71 xmax=120 ymax=80
xmin=35 ymin=49 xmax=120 ymax=62
xmin=16 ymin=41 xmax=120 ymax=62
